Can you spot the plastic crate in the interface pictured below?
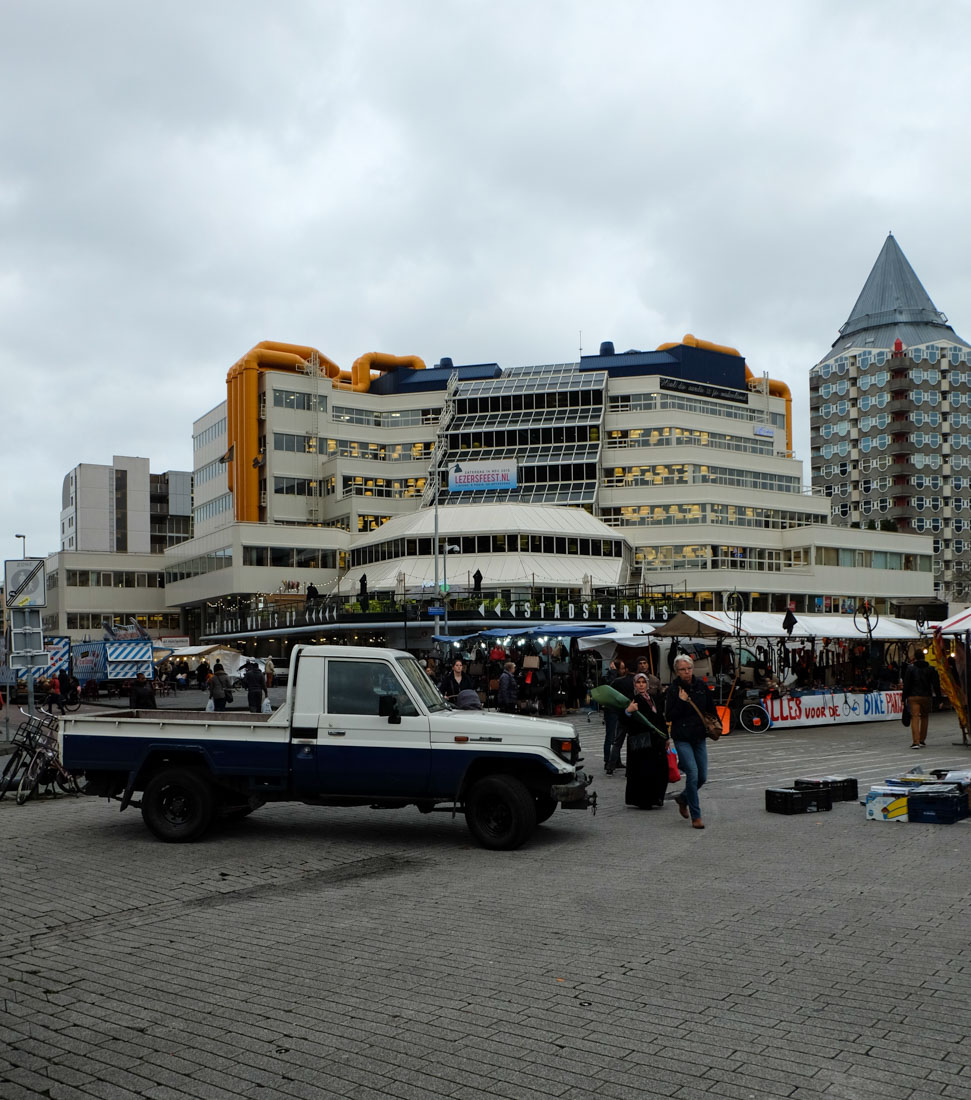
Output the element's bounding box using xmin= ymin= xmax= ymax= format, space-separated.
xmin=765 ymin=787 xmax=833 ymax=815
xmin=793 ymin=776 xmax=858 ymax=802
xmin=907 ymin=786 xmax=970 ymax=825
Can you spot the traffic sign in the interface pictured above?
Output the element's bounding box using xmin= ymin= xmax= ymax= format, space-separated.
xmin=427 ymin=607 xmax=445 ymax=617
xmin=4 ymin=558 xmax=47 ymax=609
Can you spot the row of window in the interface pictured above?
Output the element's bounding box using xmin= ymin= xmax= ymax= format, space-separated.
xmin=332 ymin=404 xmax=440 ymax=427
xmin=194 ymin=493 xmax=232 ymax=524
xmin=273 ymin=388 xmax=327 ymax=412
xmin=605 ymin=427 xmax=774 ymax=456
xmin=195 ymin=458 xmax=226 ymax=487
xmin=816 ymin=345 xmax=971 ymax=379
xmin=164 ymin=548 xmax=232 ymax=584
xmin=193 ymin=418 xmax=227 ymax=450
xmin=608 ymin=392 xmax=785 ymax=429
xmin=640 ymin=546 xmax=812 ymax=572
xmin=350 ymin=531 xmax=626 ymax=568
xmin=62 ymin=570 xmax=165 ymax=588
xmin=603 ymin=463 xmax=801 ymax=493
xmin=600 ymin=504 xmax=818 ymax=529
xmin=273 ymin=433 xmax=435 ymax=462
xmin=456 ymin=390 xmax=602 ymax=417
xmin=63 ymin=612 xmax=182 ymax=631
xmin=241 ymin=546 xmax=339 ymax=569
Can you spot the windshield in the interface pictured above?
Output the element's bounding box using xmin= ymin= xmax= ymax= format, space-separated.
xmin=397 ymin=656 xmax=449 ymax=712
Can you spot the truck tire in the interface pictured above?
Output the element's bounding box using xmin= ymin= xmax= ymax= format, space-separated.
xmin=465 ymin=775 xmax=537 ymax=850
xmin=141 ymin=768 xmax=215 ymax=843
xmin=534 ymin=795 xmax=557 ymax=824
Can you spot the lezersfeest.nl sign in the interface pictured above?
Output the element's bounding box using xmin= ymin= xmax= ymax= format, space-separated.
xmin=448 ymin=461 xmax=518 ymax=492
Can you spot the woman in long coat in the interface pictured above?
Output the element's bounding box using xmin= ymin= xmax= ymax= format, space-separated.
xmin=618 ymin=672 xmax=670 ymax=809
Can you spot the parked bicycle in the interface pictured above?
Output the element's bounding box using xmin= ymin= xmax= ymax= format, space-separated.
xmin=0 ymin=710 xmax=81 ymax=804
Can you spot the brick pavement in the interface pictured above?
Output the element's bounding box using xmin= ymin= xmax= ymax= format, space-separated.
xmin=1 ymin=705 xmax=970 ymax=1098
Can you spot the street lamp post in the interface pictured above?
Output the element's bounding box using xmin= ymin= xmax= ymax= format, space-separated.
xmin=14 ymin=534 xmax=26 ymax=558
xmin=442 ymin=544 xmax=460 ymax=639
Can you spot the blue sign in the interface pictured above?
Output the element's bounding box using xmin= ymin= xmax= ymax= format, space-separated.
xmin=427 ymin=607 xmax=446 ymax=616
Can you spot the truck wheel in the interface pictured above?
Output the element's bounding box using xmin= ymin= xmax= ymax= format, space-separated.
xmin=141 ymin=768 xmax=215 ymax=842
xmin=465 ymin=775 xmax=537 ymax=850
xmin=534 ymin=795 xmax=557 ymax=824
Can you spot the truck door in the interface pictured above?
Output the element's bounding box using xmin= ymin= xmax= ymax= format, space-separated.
xmin=314 ymin=657 xmax=431 ymax=796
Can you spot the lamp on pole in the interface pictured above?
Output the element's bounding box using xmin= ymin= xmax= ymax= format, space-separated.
xmin=14 ymin=534 xmax=26 ymax=559
xmin=442 ymin=543 xmax=460 ymax=639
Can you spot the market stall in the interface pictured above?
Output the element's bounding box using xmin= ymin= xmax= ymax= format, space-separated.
xmin=650 ymin=610 xmax=922 ymax=730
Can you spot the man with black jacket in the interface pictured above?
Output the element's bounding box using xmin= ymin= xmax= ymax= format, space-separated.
xmin=242 ymin=661 xmax=266 ymax=713
xmin=902 ymin=654 xmax=940 ymax=749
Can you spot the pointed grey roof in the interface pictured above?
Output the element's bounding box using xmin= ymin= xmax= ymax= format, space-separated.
xmin=819 ymin=234 xmax=970 ymax=362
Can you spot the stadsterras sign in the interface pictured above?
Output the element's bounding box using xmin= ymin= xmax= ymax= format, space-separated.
xmin=477 ymin=599 xmax=673 ymax=623
xmin=448 ymin=461 xmax=518 ymax=491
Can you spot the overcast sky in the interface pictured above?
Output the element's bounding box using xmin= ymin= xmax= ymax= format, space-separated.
xmin=3 ymin=0 xmax=970 ymax=562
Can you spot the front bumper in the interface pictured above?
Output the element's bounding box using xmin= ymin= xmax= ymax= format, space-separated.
xmin=551 ymin=768 xmax=597 ymax=812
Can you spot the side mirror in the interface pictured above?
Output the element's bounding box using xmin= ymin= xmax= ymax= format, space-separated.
xmin=378 ymin=694 xmax=401 ymax=724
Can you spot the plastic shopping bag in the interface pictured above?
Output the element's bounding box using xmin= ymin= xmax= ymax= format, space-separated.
xmin=667 ymin=745 xmax=681 ymax=783
xmin=261 ymin=698 xmax=273 ymax=714
xmin=205 ymin=699 xmax=215 ymax=712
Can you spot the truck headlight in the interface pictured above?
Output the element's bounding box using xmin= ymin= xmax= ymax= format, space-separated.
xmin=550 ymin=736 xmax=579 ymax=764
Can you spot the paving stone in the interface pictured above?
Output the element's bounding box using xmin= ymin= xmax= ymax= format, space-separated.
xmin=1 ymin=713 xmax=969 ymax=1100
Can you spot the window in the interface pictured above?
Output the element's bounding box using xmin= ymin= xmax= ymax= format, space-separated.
xmin=327 ymin=660 xmax=417 ymax=717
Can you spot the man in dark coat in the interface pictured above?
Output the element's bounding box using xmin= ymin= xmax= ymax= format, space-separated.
xmin=242 ymin=661 xmax=266 ymax=713
xmin=902 ymin=654 xmax=940 ymax=749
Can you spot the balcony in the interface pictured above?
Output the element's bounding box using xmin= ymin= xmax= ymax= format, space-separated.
xmin=887 ymin=396 xmax=915 ymax=414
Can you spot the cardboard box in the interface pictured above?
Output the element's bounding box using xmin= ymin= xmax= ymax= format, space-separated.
xmin=865 ymin=786 xmax=909 ymax=822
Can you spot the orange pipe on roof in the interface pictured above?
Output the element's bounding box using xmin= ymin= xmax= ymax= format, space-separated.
xmin=332 ymin=351 xmax=426 ymax=392
xmin=225 ymin=341 xmax=342 ymax=523
xmin=656 ymin=333 xmax=742 ymax=357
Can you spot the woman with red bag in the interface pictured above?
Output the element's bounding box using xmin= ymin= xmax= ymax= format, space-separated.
xmin=619 ymin=672 xmax=670 ymax=810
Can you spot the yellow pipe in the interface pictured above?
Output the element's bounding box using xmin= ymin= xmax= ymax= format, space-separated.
xmin=223 ymin=343 xmax=424 ymax=521
xmin=225 ymin=341 xmax=341 ymax=523
xmin=332 ymin=351 xmax=425 ymax=392
xmin=656 ymin=333 xmax=742 ymax=357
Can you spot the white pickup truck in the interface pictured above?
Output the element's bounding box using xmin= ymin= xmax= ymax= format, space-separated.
xmin=61 ymin=644 xmax=596 ymax=849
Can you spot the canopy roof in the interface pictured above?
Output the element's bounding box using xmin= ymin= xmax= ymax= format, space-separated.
xmin=937 ymin=606 xmax=971 ymax=634
xmin=651 ymin=610 xmax=920 ymax=640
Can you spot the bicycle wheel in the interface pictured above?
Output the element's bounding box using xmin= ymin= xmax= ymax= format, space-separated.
xmin=63 ymin=693 xmax=82 ymax=713
xmin=16 ymin=751 xmax=45 ymax=805
xmin=738 ymin=703 xmax=771 ymax=733
xmin=54 ymin=768 xmax=81 ymax=795
xmin=0 ymin=747 xmax=26 ymax=800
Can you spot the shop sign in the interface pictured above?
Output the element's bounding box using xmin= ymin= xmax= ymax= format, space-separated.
xmin=763 ymin=689 xmax=903 ymax=729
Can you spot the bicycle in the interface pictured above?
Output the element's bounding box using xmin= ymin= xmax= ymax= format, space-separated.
xmin=0 ymin=710 xmax=59 ymax=800
xmin=16 ymin=713 xmax=81 ymax=804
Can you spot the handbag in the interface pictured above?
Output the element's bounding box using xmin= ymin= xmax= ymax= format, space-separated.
xmin=667 ymin=745 xmax=681 ymax=782
xmin=901 ymin=700 xmax=911 ymax=727
xmin=225 ymin=690 xmax=233 ymax=705
xmin=684 ymin=691 xmax=723 ymax=740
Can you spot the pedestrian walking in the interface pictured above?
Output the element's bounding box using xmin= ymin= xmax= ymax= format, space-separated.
xmin=902 ymin=652 xmax=940 ymax=748
xmin=497 ymin=661 xmax=519 ymax=713
xmin=208 ymin=662 xmax=232 ymax=712
xmin=242 ymin=661 xmax=266 ymax=713
xmin=664 ymin=654 xmax=717 ymax=829
xmin=129 ymin=672 xmax=157 ymax=710
xmin=605 ymin=659 xmax=633 ymax=773
xmin=620 ymin=672 xmax=670 ymax=810
xmin=264 ymin=656 xmax=275 ymax=689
